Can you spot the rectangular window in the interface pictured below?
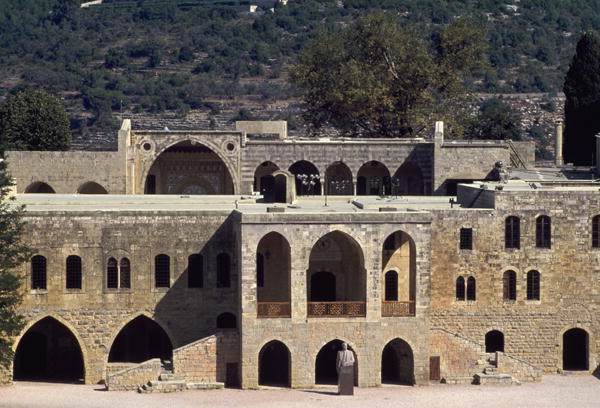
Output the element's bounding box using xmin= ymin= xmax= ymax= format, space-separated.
xmin=459 ymin=228 xmax=473 ymax=250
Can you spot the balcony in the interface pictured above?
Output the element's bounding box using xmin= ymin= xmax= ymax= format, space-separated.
xmin=257 ymin=302 xmax=291 ymax=318
xmin=381 ymin=300 xmax=415 ymax=317
xmin=307 ymin=301 xmax=366 ymax=317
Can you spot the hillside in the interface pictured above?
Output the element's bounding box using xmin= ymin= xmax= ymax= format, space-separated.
xmin=0 ymin=0 xmax=594 ymax=151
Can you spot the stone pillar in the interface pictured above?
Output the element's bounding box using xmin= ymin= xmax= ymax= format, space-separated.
xmin=555 ymin=121 xmax=564 ymax=166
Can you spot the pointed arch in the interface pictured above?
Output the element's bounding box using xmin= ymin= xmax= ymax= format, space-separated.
xmin=381 ymin=338 xmax=414 ymax=385
xmin=108 ymin=315 xmax=173 ymax=363
xmin=258 ymin=340 xmax=291 ymax=387
xmin=315 ymin=339 xmax=358 ymax=385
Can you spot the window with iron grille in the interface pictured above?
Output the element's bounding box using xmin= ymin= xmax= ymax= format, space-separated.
xmin=505 ymin=216 xmax=520 ymax=249
xmin=527 ymin=270 xmax=540 ymax=300
xmin=466 ymin=276 xmax=476 ymax=301
xmin=593 ymin=215 xmax=600 ymax=248
xmin=217 ymin=253 xmax=231 ymax=288
xmin=460 ymin=228 xmax=473 ymax=250
xmin=66 ymin=255 xmax=82 ymax=289
xmin=256 ymin=253 xmax=264 ymax=288
xmin=503 ymin=270 xmax=516 ymax=300
xmin=155 ymin=254 xmax=170 ymax=288
xmin=31 ymin=255 xmax=47 ymax=290
xmin=107 ymin=257 xmax=118 ymax=289
xmin=188 ymin=254 xmax=203 ymax=288
xmin=385 ymin=270 xmax=398 ymax=301
xmin=455 ymin=276 xmax=465 ymax=301
xmin=536 ymin=216 xmax=551 ymax=248
xmin=120 ymin=258 xmax=131 ymax=289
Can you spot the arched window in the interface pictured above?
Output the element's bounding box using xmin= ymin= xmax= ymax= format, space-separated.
xmin=384 ymin=271 xmax=398 ymax=301
xmin=503 ymin=270 xmax=516 ymax=300
xmin=120 ymin=258 xmax=131 ymax=289
xmin=216 ymin=312 xmax=236 ymax=329
xmin=455 ymin=276 xmax=465 ymax=301
xmin=31 ymin=255 xmax=47 ymax=290
xmin=505 ymin=216 xmax=520 ymax=249
xmin=485 ymin=330 xmax=504 ymax=353
xmin=107 ymin=257 xmax=118 ymax=289
xmin=66 ymin=255 xmax=82 ymax=289
xmin=256 ymin=253 xmax=264 ymax=288
xmin=188 ymin=254 xmax=203 ymax=288
xmin=536 ymin=216 xmax=551 ymax=248
xmin=466 ymin=276 xmax=476 ymax=301
xmin=593 ymin=215 xmax=600 ymax=248
xmin=155 ymin=254 xmax=170 ymax=288
xmin=527 ymin=270 xmax=540 ymax=300
xmin=216 ymin=253 xmax=231 ymax=288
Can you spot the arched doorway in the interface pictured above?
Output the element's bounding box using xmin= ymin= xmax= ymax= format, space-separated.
xmin=310 ymin=271 xmax=336 ymax=301
xmin=563 ymin=328 xmax=589 ymax=370
xmin=77 ymin=182 xmax=108 ymax=194
xmin=24 ymin=182 xmax=55 ymax=193
xmin=289 ymin=160 xmax=321 ymax=196
xmin=256 ymin=232 xmax=291 ymax=304
xmin=13 ymin=317 xmax=84 ymax=382
xmin=108 ymin=316 xmax=173 ymax=363
xmin=381 ymin=338 xmax=414 ymax=385
xmin=325 ymin=162 xmax=353 ymax=195
xmin=393 ymin=163 xmax=424 ymax=195
xmin=259 ymin=340 xmax=290 ymax=387
xmin=357 ymin=161 xmax=390 ymax=195
xmin=144 ymin=140 xmax=234 ymax=194
xmin=485 ymin=330 xmax=504 ymax=353
xmin=254 ymin=161 xmax=279 ymax=200
xmin=315 ymin=340 xmax=357 ymax=385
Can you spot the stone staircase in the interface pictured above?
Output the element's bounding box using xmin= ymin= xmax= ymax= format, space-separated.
xmin=137 ymin=361 xmax=224 ymax=393
xmin=473 ymin=355 xmax=520 ymax=386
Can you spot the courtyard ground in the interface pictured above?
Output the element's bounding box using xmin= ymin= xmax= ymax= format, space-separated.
xmin=0 ymin=375 xmax=598 ymax=408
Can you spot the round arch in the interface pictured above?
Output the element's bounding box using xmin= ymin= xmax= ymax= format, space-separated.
xmin=325 ymin=161 xmax=353 ymax=195
xmin=258 ymin=340 xmax=291 ymax=387
xmin=13 ymin=316 xmax=85 ymax=382
xmin=108 ymin=315 xmax=173 ymax=363
xmin=357 ymin=161 xmax=390 ymax=195
xmin=315 ymin=339 xmax=358 ymax=385
xmin=77 ymin=181 xmax=108 ymax=194
xmin=143 ymin=139 xmax=236 ymax=195
xmin=289 ymin=160 xmax=321 ymax=196
xmin=256 ymin=232 xmax=291 ymax=304
xmin=393 ymin=162 xmax=424 ymax=195
xmin=381 ymin=338 xmax=414 ymax=385
xmin=485 ymin=330 xmax=505 ymax=353
xmin=254 ymin=161 xmax=279 ymax=195
xmin=24 ymin=181 xmax=55 ymax=194
xmin=562 ymin=328 xmax=589 ymax=371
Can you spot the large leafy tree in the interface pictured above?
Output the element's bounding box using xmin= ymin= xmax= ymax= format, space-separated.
xmin=563 ymin=32 xmax=600 ymax=165
xmin=0 ymin=159 xmax=28 ymax=370
xmin=0 ymin=89 xmax=71 ymax=151
xmin=464 ymin=98 xmax=522 ymax=141
xmin=290 ymin=13 xmax=487 ymax=138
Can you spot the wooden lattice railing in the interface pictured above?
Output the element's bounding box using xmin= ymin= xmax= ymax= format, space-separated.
xmin=307 ymin=301 xmax=366 ymax=317
xmin=381 ymin=301 xmax=415 ymax=317
xmin=257 ymin=302 xmax=291 ymax=318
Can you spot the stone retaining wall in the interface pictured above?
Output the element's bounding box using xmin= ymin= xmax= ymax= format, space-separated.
xmin=496 ymin=352 xmax=542 ymax=382
xmin=105 ymin=358 xmax=162 ymax=391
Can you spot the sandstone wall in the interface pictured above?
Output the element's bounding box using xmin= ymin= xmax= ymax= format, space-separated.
xmin=105 ymin=358 xmax=162 ymax=391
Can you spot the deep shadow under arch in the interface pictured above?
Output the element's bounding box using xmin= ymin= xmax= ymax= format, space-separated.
xmin=315 ymin=340 xmax=358 ymax=385
xmin=259 ymin=340 xmax=290 ymax=387
xmin=13 ymin=317 xmax=84 ymax=383
xmin=485 ymin=330 xmax=504 ymax=353
xmin=381 ymin=338 xmax=414 ymax=385
xmin=24 ymin=181 xmax=55 ymax=194
xmin=78 ymin=181 xmax=108 ymax=194
xmin=108 ymin=316 xmax=173 ymax=363
xmin=563 ymin=328 xmax=589 ymax=370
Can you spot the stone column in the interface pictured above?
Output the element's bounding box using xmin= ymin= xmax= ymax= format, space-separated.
xmin=555 ymin=121 xmax=564 ymax=166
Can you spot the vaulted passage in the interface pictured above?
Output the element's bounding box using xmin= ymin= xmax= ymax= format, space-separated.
xmin=315 ymin=340 xmax=357 ymax=385
xmin=145 ymin=141 xmax=234 ymax=194
xmin=13 ymin=317 xmax=84 ymax=383
xmin=258 ymin=341 xmax=290 ymax=387
xmin=108 ymin=316 xmax=173 ymax=363
xmin=357 ymin=161 xmax=390 ymax=195
xmin=563 ymin=328 xmax=589 ymax=371
xmin=289 ymin=160 xmax=321 ymax=196
xmin=381 ymin=338 xmax=414 ymax=385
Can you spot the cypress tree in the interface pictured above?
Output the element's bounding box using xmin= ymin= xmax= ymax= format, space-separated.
xmin=0 ymin=158 xmax=28 ymax=370
xmin=563 ymin=32 xmax=600 ymax=165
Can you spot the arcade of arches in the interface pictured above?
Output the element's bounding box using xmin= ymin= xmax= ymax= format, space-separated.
xmin=144 ymin=141 xmax=234 ymax=194
xmin=13 ymin=317 xmax=84 ymax=383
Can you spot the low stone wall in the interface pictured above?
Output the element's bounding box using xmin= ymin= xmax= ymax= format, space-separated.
xmin=172 ymin=331 xmax=240 ymax=384
xmin=105 ymin=363 xmax=138 ymax=379
xmin=496 ymin=352 xmax=542 ymax=382
xmin=430 ymin=327 xmax=484 ymax=380
xmin=105 ymin=358 xmax=162 ymax=391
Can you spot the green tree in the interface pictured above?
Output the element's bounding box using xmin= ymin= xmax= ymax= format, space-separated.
xmin=563 ymin=32 xmax=600 ymax=165
xmin=290 ymin=14 xmax=487 ymax=138
xmin=0 ymin=89 xmax=72 ymax=151
xmin=464 ymin=98 xmax=522 ymax=140
xmin=0 ymin=159 xmax=28 ymax=369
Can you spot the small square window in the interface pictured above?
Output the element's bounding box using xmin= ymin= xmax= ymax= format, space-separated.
xmin=460 ymin=228 xmax=473 ymax=250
